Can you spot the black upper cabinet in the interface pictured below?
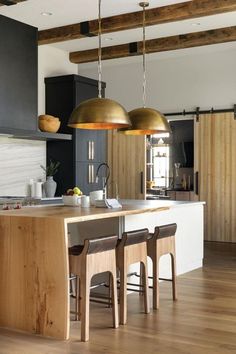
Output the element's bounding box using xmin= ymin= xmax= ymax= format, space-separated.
xmin=74 ymin=130 xmax=106 ymax=162
xmin=45 ymin=75 xmax=107 ymax=196
xmin=0 ymin=15 xmax=37 ymax=130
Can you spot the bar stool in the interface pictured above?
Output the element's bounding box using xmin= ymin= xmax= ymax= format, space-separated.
xmin=69 ymin=235 xmax=119 ymax=342
xmin=147 ymin=223 xmax=177 ymax=309
xmin=116 ymin=228 xmax=150 ymax=325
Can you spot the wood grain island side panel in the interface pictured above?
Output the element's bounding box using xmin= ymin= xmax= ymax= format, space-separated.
xmin=0 ymin=216 xmax=69 ymax=340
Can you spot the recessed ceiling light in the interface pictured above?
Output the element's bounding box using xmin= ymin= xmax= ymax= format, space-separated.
xmin=41 ymin=12 xmax=53 ymax=16
xmin=192 ymin=22 xmax=201 ymax=26
xmin=104 ymin=37 xmax=113 ymax=41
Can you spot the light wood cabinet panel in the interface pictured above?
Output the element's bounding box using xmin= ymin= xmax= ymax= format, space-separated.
xmin=175 ymin=191 xmax=191 ymax=201
xmin=196 ymin=112 xmax=236 ymax=242
xmin=166 ymin=190 xmax=197 ymax=201
xmin=107 ymin=130 xmax=146 ymax=200
xmin=190 ymin=191 xmax=199 ymax=201
xmin=166 ymin=191 xmax=176 ymax=200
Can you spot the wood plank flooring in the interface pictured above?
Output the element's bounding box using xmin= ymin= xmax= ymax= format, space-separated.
xmin=0 ymin=242 xmax=236 ymax=354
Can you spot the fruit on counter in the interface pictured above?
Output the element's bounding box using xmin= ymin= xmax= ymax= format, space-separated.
xmin=65 ymin=187 xmax=83 ymax=196
xmin=73 ymin=187 xmax=82 ymax=195
xmin=66 ymin=188 xmax=74 ymax=196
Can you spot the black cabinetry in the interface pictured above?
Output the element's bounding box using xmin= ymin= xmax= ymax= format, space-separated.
xmin=0 ymin=15 xmax=37 ymax=131
xmin=169 ymin=120 xmax=194 ymax=167
xmin=45 ymin=75 xmax=107 ymax=196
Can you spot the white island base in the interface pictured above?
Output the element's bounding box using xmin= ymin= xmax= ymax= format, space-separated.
xmin=69 ymin=200 xmax=204 ymax=282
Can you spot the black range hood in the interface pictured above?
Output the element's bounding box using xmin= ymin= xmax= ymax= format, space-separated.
xmin=0 ymin=15 xmax=72 ymax=142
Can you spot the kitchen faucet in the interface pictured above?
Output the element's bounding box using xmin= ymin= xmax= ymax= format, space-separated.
xmin=95 ymin=162 xmax=110 ymax=199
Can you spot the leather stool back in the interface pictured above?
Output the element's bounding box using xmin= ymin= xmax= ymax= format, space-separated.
xmin=116 ymin=228 xmax=150 ymax=325
xmin=147 ymin=223 xmax=177 ymax=309
xmin=69 ymin=235 xmax=119 ymax=341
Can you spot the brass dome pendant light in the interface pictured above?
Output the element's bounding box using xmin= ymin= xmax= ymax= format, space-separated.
xmin=68 ymin=0 xmax=131 ymax=130
xmin=119 ymin=2 xmax=170 ymax=135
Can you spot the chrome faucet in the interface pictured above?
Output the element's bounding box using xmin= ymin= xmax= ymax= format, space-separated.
xmin=95 ymin=162 xmax=110 ymax=199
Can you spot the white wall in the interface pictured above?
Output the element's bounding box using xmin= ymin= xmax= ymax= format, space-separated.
xmin=0 ymin=46 xmax=77 ymax=196
xmin=78 ymin=43 xmax=236 ymax=114
xmin=2 ymin=42 xmax=236 ymax=196
xmin=38 ymin=45 xmax=77 ymax=115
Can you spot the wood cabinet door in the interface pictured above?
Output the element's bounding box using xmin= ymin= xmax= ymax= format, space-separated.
xmin=195 ymin=112 xmax=236 ymax=242
xmin=107 ymin=130 xmax=146 ymax=200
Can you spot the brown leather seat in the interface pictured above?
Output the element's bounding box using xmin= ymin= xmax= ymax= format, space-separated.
xmin=69 ymin=235 xmax=118 ymax=255
xmin=69 ymin=245 xmax=84 ymax=256
xmin=116 ymin=228 xmax=150 ymax=325
xmin=69 ymin=235 xmax=119 ymax=341
xmin=147 ymin=223 xmax=177 ymax=309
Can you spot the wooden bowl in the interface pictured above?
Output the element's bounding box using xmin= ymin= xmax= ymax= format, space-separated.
xmin=38 ymin=115 xmax=61 ymax=133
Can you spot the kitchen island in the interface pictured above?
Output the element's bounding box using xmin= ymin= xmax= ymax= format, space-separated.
xmin=0 ymin=200 xmax=204 ymax=340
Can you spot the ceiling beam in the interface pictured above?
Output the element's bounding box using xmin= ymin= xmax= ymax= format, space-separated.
xmin=69 ymin=26 xmax=236 ymax=64
xmin=0 ymin=0 xmax=26 ymax=6
xmin=38 ymin=0 xmax=236 ymax=45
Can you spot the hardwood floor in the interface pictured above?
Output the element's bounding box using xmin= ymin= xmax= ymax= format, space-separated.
xmin=0 ymin=242 xmax=236 ymax=354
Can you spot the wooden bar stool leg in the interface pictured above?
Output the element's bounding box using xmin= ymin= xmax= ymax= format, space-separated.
xmin=75 ymin=276 xmax=80 ymax=321
xmin=110 ymin=271 xmax=119 ymax=328
xmin=108 ymin=273 xmax=113 ymax=308
xmin=119 ymin=265 xmax=127 ymax=325
xmin=153 ymin=254 xmax=160 ymax=309
xmin=139 ymin=263 xmax=144 ymax=296
xmin=80 ymin=274 xmax=91 ymax=342
xmin=171 ymin=253 xmax=177 ymax=301
xmin=142 ymin=261 xmax=150 ymax=314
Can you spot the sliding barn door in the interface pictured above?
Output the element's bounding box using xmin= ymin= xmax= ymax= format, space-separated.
xmin=107 ymin=130 xmax=146 ymax=200
xmin=196 ymin=112 xmax=236 ymax=242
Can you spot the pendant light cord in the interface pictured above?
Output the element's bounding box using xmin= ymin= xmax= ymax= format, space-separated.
xmin=142 ymin=4 xmax=147 ymax=108
xmin=98 ymin=0 xmax=102 ymax=99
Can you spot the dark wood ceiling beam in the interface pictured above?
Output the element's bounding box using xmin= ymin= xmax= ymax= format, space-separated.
xmin=69 ymin=26 xmax=236 ymax=64
xmin=0 ymin=0 xmax=26 ymax=6
xmin=38 ymin=0 xmax=236 ymax=45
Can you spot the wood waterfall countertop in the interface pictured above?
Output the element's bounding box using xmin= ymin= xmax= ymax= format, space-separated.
xmin=0 ymin=199 xmax=203 ymax=223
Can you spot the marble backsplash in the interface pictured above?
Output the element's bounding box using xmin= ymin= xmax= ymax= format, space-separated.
xmin=0 ymin=137 xmax=46 ymax=196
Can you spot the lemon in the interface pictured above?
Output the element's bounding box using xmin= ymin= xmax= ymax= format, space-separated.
xmin=73 ymin=187 xmax=82 ymax=195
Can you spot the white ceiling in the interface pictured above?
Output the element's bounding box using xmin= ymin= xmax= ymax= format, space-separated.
xmin=0 ymin=0 xmax=190 ymax=29
xmin=0 ymin=0 xmax=236 ymax=54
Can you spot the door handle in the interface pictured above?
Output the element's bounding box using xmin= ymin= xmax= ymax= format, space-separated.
xmin=195 ymin=171 xmax=199 ymax=195
xmin=91 ymin=164 xmax=95 ymax=183
xmin=88 ymin=164 xmax=91 ymax=183
xmin=88 ymin=164 xmax=92 ymax=183
xmin=91 ymin=141 xmax=95 ymax=160
xmin=88 ymin=141 xmax=95 ymax=160
xmin=140 ymin=171 xmax=144 ymax=194
xmin=88 ymin=141 xmax=92 ymax=160
xmin=88 ymin=164 xmax=95 ymax=184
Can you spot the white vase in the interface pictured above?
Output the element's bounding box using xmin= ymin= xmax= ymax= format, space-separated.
xmin=44 ymin=176 xmax=57 ymax=198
